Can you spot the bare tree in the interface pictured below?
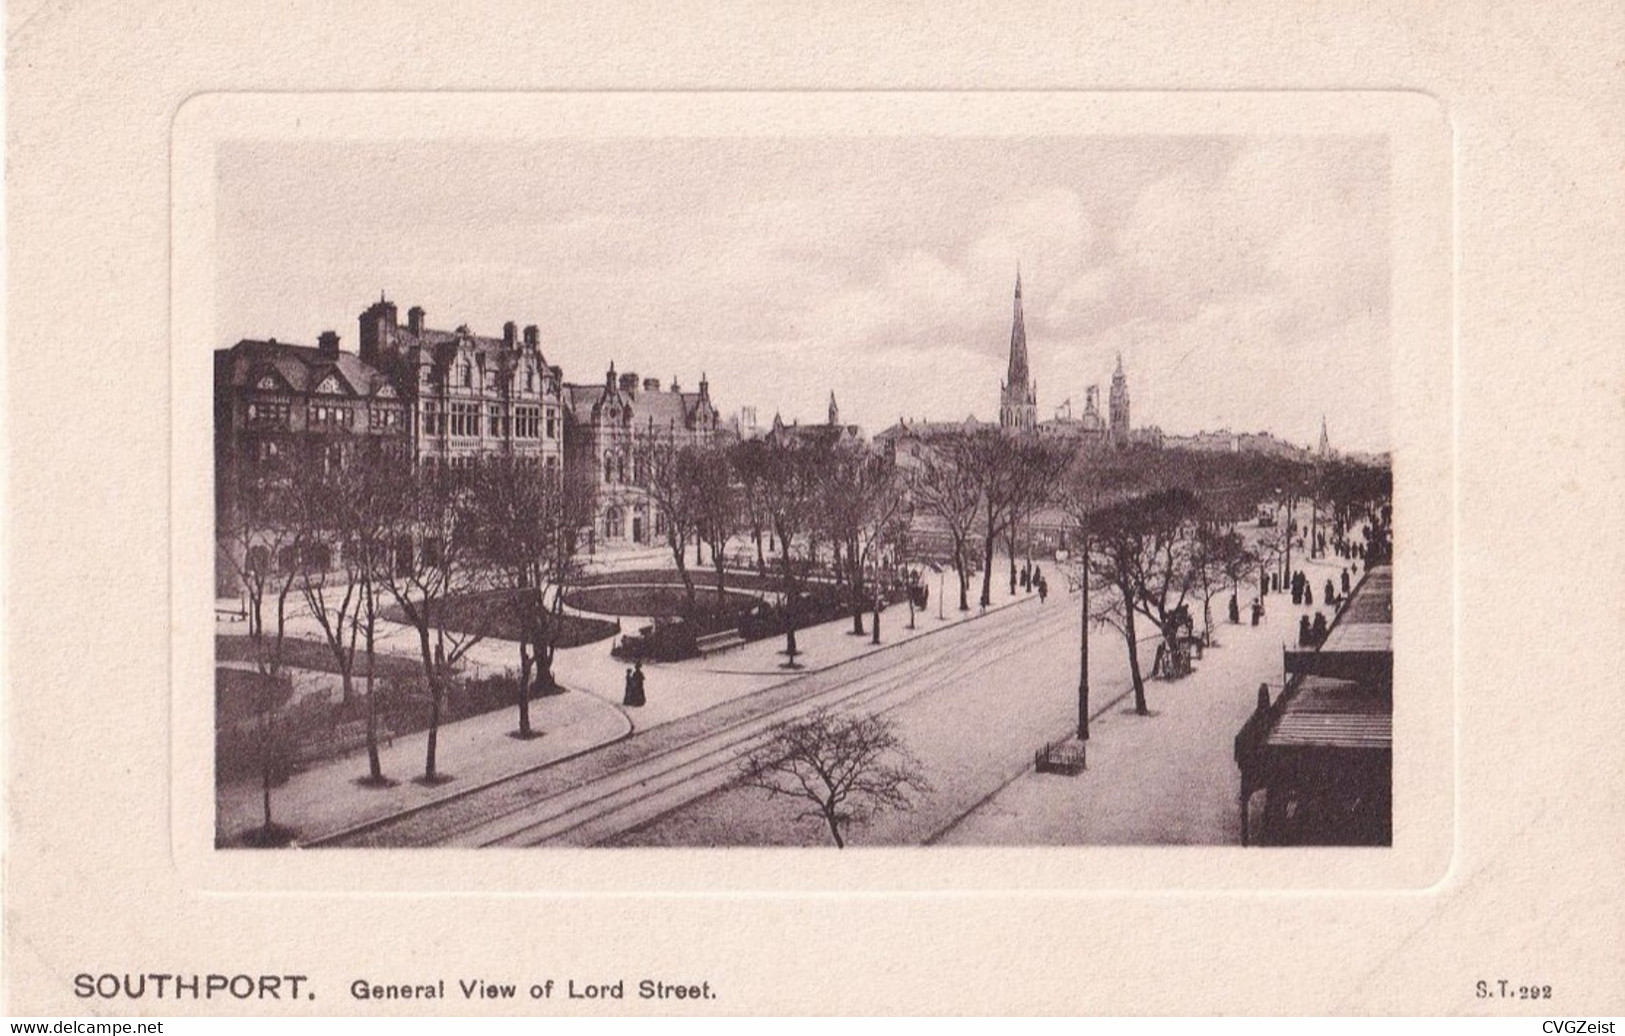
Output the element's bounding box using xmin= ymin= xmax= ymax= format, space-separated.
xmin=732 ymin=437 xmax=829 ymax=667
xmin=215 ymin=448 xmax=304 ymax=837
xmin=1001 ymin=437 xmax=1073 ymax=596
xmin=634 ymin=433 xmax=702 ymax=614
xmin=905 ymin=435 xmax=984 ymax=612
xmin=820 ymin=442 xmax=909 ymax=638
xmin=378 ymin=461 xmax=494 ymax=782
xmin=473 ymin=458 xmax=591 ymax=739
xmin=737 ymin=706 xmax=931 ymax=848
xmin=688 ymin=442 xmax=741 ymax=605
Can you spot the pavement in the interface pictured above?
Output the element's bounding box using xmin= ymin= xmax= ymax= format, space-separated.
xmin=216 ymin=548 xmax=1039 ymax=845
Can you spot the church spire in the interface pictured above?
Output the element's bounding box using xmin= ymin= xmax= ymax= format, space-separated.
xmin=1000 ymin=270 xmax=1037 ymax=433
xmin=828 ymin=391 xmax=840 ymax=427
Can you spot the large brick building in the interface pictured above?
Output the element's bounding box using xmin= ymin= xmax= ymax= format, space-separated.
xmin=216 ymin=297 xmax=728 ymax=593
xmin=561 ymin=366 xmax=719 ymax=548
xmin=356 ymin=298 xmax=564 ymax=473
xmin=213 ymin=331 xmax=411 ymax=593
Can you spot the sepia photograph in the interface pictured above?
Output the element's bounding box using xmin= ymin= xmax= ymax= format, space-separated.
xmin=210 ymin=131 xmax=1394 ymax=852
xmin=8 ymin=0 xmax=1621 ymax=1018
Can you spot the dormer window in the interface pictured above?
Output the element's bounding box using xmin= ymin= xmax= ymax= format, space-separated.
xmin=525 ymin=369 xmax=535 ymax=393
xmin=460 ymin=362 xmax=473 ymax=388
xmin=255 ymin=375 xmax=279 ymax=392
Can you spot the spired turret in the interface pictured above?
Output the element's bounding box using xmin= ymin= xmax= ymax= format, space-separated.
xmin=1109 ymin=352 xmax=1131 ymax=444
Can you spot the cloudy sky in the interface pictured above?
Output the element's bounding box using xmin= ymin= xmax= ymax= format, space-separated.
xmin=217 ymin=134 xmax=1391 ymax=451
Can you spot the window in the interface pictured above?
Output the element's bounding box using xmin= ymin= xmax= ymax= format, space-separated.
xmin=450 ymin=402 xmax=480 ymax=437
xmin=489 ymin=403 xmax=506 ymax=438
xmin=460 ymin=361 xmax=473 ymax=388
xmin=423 ymin=401 xmax=443 ymax=436
xmin=604 ymin=452 xmax=614 ymax=483
xmin=245 ymin=401 xmax=290 ymax=426
xmin=545 ymin=410 xmax=557 ymax=439
xmin=514 ymin=406 xmax=540 ymax=439
xmin=525 ymin=369 xmax=535 ymax=393
xmin=307 ymin=403 xmax=352 ymax=428
xmin=256 ymin=440 xmax=281 ymax=462
xmin=370 ymin=407 xmax=402 ymax=431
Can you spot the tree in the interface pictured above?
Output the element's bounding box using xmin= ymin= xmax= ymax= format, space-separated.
xmin=688 ymin=443 xmax=742 ymax=605
xmin=1190 ymin=524 xmax=1253 ymax=645
xmin=906 ymin=434 xmax=984 ymax=612
xmin=378 ymin=461 xmax=494 ymax=782
xmin=737 ymin=706 xmax=931 ymax=848
xmin=1000 ymin=437 xmax=1073 ymax=597
xmin=215 ymin=448 xmax=304 ymax=837
xmin=635 ymin=433 xmax=703 ymax=615
xmin=820 ymin=442 xmax=909 ymax=638
xmin=1085 ymin=488 xmax=1203 ymax=714
xmin=289 ymin=444 xmax=405 ymax=785
xmin=733 ymin=438 xmax=832 ymax=667
xmin=473 ymin=458 xmax=591 ymax=739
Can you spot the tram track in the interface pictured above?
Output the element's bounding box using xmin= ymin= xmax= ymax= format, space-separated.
xmin=470 ymin=604 xmax=1074 ymax=847
xmin=319 ymin=595 xmax=1059 ymax=847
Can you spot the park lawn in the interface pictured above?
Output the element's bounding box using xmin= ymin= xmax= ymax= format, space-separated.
xmin=216 ymin=634 xmax=425 ymax=679
xmin=378 ymin=590 xmax=620 ymax=647
xmin=563 ymin=584 xmax=759 ymax=618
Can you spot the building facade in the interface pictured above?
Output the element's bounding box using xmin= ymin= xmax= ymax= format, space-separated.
xmin=214 ymin=332 xmax=411 ymax=594
xmin=994 ymin=272 xmax=1148 ymax=449
xmin=561 ymin=366 xmax=720 ymax=547
xmin=357 ymin=298 xmax=564 ymax=473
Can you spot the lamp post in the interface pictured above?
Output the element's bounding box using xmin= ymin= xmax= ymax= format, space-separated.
xmin=1077 ymin=532 xmax=1091 ymax=744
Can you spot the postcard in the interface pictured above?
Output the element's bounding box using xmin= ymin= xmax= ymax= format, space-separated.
xmin=7 ymin=1 xmax=1622 ymax=1017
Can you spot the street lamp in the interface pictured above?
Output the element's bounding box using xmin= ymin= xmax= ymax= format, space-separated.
xmin=1076 ymin=533 xmax=1091 ymax=745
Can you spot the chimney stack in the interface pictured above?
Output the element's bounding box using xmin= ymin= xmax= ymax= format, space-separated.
xmin=523 ymin=325 xmax=539 ymax=348
xmin=358 ymin=298 xmax=397 ymax=365
xmin=503 ymin=321 xmax=517 ymax=348
xmin=642 ymin=377 xmax=661 ymax=393
xmin=317 ymin=330 xmax=340 ymax=357
xmin=619 ymin=372 xmax=640 ymax=396
xmin=407 ymin=306 xmax=425 ymax=335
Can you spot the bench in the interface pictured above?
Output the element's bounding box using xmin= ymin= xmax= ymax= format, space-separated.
xmin=1035 ymin=738 xmax=1087 ymax=776
xmin=695 ymin=629 xmax=746 ymax=657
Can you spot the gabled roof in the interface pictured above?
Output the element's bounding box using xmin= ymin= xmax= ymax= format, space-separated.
xmin=561 ymin=379 xmax=716 ymax=431
xmin=221 ymin=339 xmax=397 ymax=400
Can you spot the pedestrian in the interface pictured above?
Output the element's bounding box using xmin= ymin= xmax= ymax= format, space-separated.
xmin=1298 ymin=615 xmax=1312 ymax=647
xmin=1251 ymin=598 xmax=1263 ymax=626
xmin=1304 ymin=583 xmax=1314 ymax=607
xmin=1311 ymin=611 xmax=1329 ymax=644
xmin=1037 ymin=575 xmax=1048 ymax=603
xmin=1228 ymin=592 xmax=1240 ymax=624
xmin=1260 ymin=572 xmax=1269 ymax=598
xmin=622 ymin=667 xmax=639 ymax=707
xmin=1325 ymin=578 xmax=1336 ymax=605
xmin=1342 ymin=569 xmax=1351 ymax=595
xmin=630 ymin=660 xmax=647 ymax=707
